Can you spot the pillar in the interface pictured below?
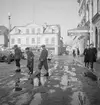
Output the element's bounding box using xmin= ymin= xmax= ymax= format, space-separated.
xmin=89 ymin=0 xmax=93 ymax=44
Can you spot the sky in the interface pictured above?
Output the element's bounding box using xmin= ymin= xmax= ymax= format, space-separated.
xmin=0 ymin=0 xmax=80 ymax=44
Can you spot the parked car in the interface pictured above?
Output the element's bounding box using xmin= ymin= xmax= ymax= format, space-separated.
xmin=0 ymin=47 xmax=15 ymax=64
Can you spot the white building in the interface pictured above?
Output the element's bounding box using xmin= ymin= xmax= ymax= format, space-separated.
xmin=10 ymin=23 xmax=63 ymax=55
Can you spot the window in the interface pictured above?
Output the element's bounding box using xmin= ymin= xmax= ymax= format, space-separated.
xmin=17 ymin=38 xmax=21 ymax=44
xmin=26 ymin=37 xmax=29 ymax=44
xmin=11 ymin=38 xmax=15 ymax=44
xmin=37 ymin=37 xmax=40 ymax=44
xmin=45 ymin=38 xmax=49 ymax=44
xmin=32 ymin=38 xmax=35 ymax=44
xmin=32 ymin=28 xmax=35 ymax=34
xmin=37 ymin=28 xmax=41 ymax=34
xmin=51 ymin=37 xmax=55 ymax=45
xmin=26 ymin=29 xmax=29 ymax=34
xmin=97 ymin=0 xmax=100 ymax=12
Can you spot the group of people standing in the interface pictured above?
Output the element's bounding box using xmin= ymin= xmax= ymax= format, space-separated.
xmin=83 ymin=43 xmax=97 ymax=72
xmin=13 ymin=44 xmax=49 ymax=85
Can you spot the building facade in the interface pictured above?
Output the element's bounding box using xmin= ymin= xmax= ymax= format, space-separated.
xmin=0 ymin=26 xmax=9 ymax=47
xmin=78 ymin=0 xmax=100 ymax=57
xmin=68 ymin=0 xmax=100 ymax=56
xmin=10 ymin=23 xmax=63 ymax=55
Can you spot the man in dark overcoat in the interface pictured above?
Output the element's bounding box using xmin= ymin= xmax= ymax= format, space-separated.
xmin=38 ymin=45 xmax=49 ymax=80
xmin=83 ymin=45 xmax=90 ymax=68
xmin=14 ymin=45 xmax=22 ymax=72
xmin=89 ymin=43 xmax=97 ymax=71
xmin=25 ymin=47 xmax=34 ymax=74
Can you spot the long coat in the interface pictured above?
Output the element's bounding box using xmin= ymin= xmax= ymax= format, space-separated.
xmin=39 ymin=49 xmax=48 ymax=61
xmin=83 ymin=48 xmax=90 ymax=62
xmin=27 ymin=51 xmax=34 ymax=70
xmin=89 ymin=48 xmax=97 ymax=62
xmin=14 ymin=47 xmax=22 ymax=60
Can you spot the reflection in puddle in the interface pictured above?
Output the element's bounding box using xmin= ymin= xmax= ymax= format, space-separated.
xmin=70 ymin=77 xmax=78 ymax=82
xmin=30 ymin=93 xmax=42 ymax=105
xmin=72 ymin=68 xmax=76 ymax=72
xmin=65 ymin=70 xmax=76 ymax=76
xmin=40 ymin=76 xmax=47 ymax=86
xmin=53 ymin=84 xmax=59 ymax=88
xmin=7 ymin=80 xmax=15 ymax=88
xmin=64 ymin=66 xmax=76 ymax=76
xmin=53 ymin=77 xmax=60 ymax=80
xmin=21 ymin=72 xmax=29 ymax=77
xmin=16 ymin=93 xmax=31 ymax=105
xmin=20 ymin=77 xmax=28 ymax=81
xmin=71 ymin=91 xmax=89 ymax=105
xmin=48 ymin=89 xmax=56 ymax=94
xmin=54 ymin=61 xmax=59 ymax=69
xmin=60 ymin=75 xmax=68 ymax=86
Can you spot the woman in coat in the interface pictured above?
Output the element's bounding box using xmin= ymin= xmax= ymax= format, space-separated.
xmin=83 ymin=45 xmax=90 ymax=68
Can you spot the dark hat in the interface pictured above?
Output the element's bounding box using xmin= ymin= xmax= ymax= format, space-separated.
xmin=25 ymin=47 xmax=30 ymax=50
xmin=41 ymin=44 xmax=45 ymax=47
xmin=14 ymin=45 xmax=18 ymax=48
xmin=90 ymin=43 xmax=94 ymax=46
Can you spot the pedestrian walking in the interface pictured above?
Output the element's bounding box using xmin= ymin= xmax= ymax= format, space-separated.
xmin=83 ymin=45 xmax=89 ymax=68
xmin=14 ymin=45 xmax=22 ymax=72
xmin=38 ymin=45 xmax=49 ymax=83
xmin=89 ymin=43 xmax=97 ymax=72
xmin=77 ymin=48 xmax=80 ymax=57
xmin=25 ymin=47 xmax=34 ymax=74
xmin=73 ymin=49 xmax=76 ymax=58
xmin=72 ymin=49 xmax=76 ymax=62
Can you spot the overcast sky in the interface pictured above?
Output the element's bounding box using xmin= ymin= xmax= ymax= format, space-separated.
xmin=0 ymin=0 xmax=80 ymax=44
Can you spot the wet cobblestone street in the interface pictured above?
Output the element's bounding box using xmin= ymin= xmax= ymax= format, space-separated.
xmin=0 ymin=56 xmax=100 ymax=105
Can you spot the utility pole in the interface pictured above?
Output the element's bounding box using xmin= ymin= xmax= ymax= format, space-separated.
xmin=8 ymin=12 xmax=11 ymax=48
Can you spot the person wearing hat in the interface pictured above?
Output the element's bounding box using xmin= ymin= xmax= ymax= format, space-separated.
xmin=89 ymin=43 xmax=97 ymax=71
xmin=14 ymin=45 xmax=22 ymax=72
xmin=38 ymin=45 xmax=49 ymax=82
xmin=25 ymin=47 xmax=34 ymax=74
xmin=83 ymin=45 xmax=90 ymax=68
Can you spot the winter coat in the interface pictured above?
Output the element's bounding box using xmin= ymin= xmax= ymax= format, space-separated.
xmin=14 ymin=47 xmax=22 ymax=60
xmin=83 ymin=48 xmax=90 ymax=62
xmin=89 ymin=48 xmax=97 ymax=62
xmin=39 ymin=48 xmax=48 ymax=61
xmin=27 ymin=51 xmax=34 ymax=69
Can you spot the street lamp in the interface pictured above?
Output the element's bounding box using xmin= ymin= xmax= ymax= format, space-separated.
xmin=8 ymin=12 xmax=11 ymax=48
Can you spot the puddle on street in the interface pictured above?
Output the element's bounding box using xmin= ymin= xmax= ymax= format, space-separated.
xmin=30 ymin=93 xmax=42 ymax=105
xmin=20 ymin=76 xmax=28 ymax=81
xmin=16 ymin=92 xmax=32 ymax=105
xmin=60 ymin=75 xmax=68 ymax=86
xmin=53 ymin=84 xmax=59 ymax=88
xmin=71 ymin=91 xmax=90 ymax=105
xmin=69 ymin=77 xmax=78 ymax=82
xmin=64 ymin=66 xmax=76 ymax=76
xmin=6 ymin=80 xmax=15 ymax=88
xmin=48 ymin=89 xmax=56 ymax=94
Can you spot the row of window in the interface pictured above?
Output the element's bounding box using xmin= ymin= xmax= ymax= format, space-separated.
xmin=11 ymin=37 xmax=55 ymax=45
xmin=16 ymin=28 xmax=41 ymax=34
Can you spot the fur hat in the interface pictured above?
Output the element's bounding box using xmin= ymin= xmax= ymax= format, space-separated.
xmin=41 ymin=45 xmax=45 ymax=47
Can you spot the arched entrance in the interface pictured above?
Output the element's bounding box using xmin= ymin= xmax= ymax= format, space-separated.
xmin=95 ymin=27 xmax=98 ymax=48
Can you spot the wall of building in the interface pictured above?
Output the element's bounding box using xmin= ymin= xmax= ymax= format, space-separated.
xmin=10 ymin=23 xmax=63 ymax=55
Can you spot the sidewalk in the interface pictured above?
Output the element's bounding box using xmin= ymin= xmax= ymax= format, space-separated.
xmin=75 ymin=56 xmax=100 ymax=77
